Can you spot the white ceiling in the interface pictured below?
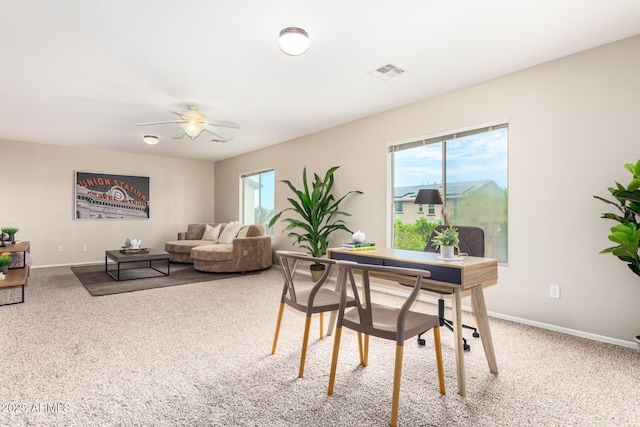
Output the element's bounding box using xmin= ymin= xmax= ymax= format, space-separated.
xmin=2 ymin=1 xmax=640 ymax=162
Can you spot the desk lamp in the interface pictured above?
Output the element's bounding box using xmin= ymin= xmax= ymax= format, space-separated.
xmin=414 ymin=188 xmax=449 ymax=226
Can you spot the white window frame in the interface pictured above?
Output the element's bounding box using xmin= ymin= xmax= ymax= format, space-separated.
xmin=240 ymin=168 xmax=275 ymax=236
xmin=387 ymin=119 xmax=509 ymax=262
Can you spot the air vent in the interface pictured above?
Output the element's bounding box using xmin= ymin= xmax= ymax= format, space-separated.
xmin=370 ymin=63 xmax=405 ymax=80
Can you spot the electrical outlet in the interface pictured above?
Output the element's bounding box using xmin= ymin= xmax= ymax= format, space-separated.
xmin=57 ymin=245 xmax=63 ymax=253
xmin=82 ymin=244 xmax=87 ymax=252
xmin=550 ymin=284 xmax=560 ymax=299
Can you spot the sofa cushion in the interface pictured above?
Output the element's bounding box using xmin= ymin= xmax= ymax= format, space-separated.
xmin=165 ymin=240 xmax=207 ymax=254
xmin=191 ymin=244 xmax=234 ymax=262
xmin=202 ymin=223 xmax=222 ymax=241
xmin=218 ymin=221 xmax=241 ymax=244
xmin=186 ymin=224 xmax=206 ymax=240
xmin=237 ymin=226 xmax=249 ymax=238
xmin=245 ymin=224 xmax=266 ymax=237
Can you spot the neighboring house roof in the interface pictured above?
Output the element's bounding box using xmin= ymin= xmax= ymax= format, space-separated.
xmin=394 ymin=180 xmax=500 ymax=202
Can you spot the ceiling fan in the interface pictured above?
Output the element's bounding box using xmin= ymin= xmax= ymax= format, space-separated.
xmin=136 ymin=105 xmax=239 ymax=142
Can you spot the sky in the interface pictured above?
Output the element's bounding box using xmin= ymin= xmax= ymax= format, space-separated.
xmin=393 ymin=128 xmax=508 ymax=188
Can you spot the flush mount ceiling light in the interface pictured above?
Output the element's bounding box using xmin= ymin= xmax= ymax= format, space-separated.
xmin=143 ymin=135 xmax=159 ymax=145
xmin=278 ymin=27 xmax=310 ymax=56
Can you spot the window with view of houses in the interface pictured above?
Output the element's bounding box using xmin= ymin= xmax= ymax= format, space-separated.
xmin=389 ymin=123 xmax=508 ymax=263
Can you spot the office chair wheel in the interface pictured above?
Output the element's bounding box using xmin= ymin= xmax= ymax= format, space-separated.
xmin=464 ymin=343 xmax=471 ymax=352
xmin=417 ymin=337 xmax=426 ymax=346
xmin=472 ymin=331 xmax=480 ymax=338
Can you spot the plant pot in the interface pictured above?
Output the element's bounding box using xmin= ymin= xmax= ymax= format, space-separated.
xmin=634 ymin=335 xmax=640 ymax=352
xmin=310 ymin=263 xmax=326 ymax=282
xmin=0 ymin=266 xmax=8 ymax=274
xmin=440 ymin=245 xmax=455 ymax=259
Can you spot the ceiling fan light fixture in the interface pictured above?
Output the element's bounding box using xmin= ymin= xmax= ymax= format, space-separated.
xmin=180 ymin=122 xmax=204 ymax=139
xmin=143 ymin=135 xmax=159 ymax=145
xmin=279 ymin=27 xmax=309 ymax=56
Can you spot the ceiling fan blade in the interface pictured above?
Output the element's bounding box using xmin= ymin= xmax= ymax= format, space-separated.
xmin=203 ymin=124 xmax=233 ymax=141
xmin=205 ymin=119 xmax=240 ymax=129
xmin=136 ymin=120 xmax=181 ymax=126
xmin=172 ymin=127 xmax=187 ymax=139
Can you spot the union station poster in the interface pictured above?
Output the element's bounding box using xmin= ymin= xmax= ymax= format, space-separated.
xmin=75 ymin=172 xmax=150 ymax=220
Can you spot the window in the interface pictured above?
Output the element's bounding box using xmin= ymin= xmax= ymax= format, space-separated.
xmin=390 ymin=123 xmax=508 ymax=262
xmin=394 ymin=201 xmax=403 ymax=213
xmin=241 ymin=169 xmax=275 ymax=236
xmin=417 ymin=204 xmax=424 ymax=213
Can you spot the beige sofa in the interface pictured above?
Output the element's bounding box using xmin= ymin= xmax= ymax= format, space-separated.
xmin=164 ymin=223 xmax=272 ymax=273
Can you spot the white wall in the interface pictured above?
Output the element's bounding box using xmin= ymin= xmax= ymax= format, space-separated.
xmin=0 ymin=140 xmax=215 ymax=266
xmin=215 ymin=35 xmax=640 ymax=345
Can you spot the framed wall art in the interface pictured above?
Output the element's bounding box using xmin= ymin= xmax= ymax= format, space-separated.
xmin=75 ymin=172 xmax=150 ymax=220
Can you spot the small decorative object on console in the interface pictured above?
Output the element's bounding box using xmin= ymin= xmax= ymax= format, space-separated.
xmin=0 ymin=253 xmax=11 ymax=273
xmin=121 ymin=238 xmax=146 ymax=254
xmin=1 ymin=227 xmax=19 ymax=245
xmin=352 ymin=229 xmax=366 ymax=244
xmin=123 ymin=238 xmax=142 ymax=249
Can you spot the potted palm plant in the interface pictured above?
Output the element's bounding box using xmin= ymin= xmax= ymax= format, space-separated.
xmin=594 ymin=158 xmax=640 ymax=350
xmin=431 ymin=226 xmax=460 ymax=259
xmin=268 ymin=166 xmax=362 ymax=280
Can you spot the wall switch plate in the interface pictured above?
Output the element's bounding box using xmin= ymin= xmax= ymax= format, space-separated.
xmin=82 ymin=244 xmax=87 ymax=252
xmin=550 ymin=284 xmax=560 ymax=299
xmin=57 ymin=245 xmax=63 ymax=253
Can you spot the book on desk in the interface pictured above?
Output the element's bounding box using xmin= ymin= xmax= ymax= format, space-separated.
xmin=341 ymin=242 xmax=376 ymax=251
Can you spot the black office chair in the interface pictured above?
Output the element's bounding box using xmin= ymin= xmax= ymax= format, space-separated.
xmin=418 ymin=225 xmax=484 ymax=351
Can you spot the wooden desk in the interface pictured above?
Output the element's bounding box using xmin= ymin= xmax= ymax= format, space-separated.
xmin=327 ymin=247 xmax=498 ymax=397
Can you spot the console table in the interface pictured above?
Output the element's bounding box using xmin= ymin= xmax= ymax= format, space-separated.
xmin=327 ymin=246 xmax=498 ymax=397
xmin=0 ymin=241 xmax=30 ymax=306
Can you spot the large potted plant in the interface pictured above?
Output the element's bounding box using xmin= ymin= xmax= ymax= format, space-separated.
xmin=269 ymin=166 xmax=362 ymax=280
xmin=594 ymin=159 xmax=640 ymax=349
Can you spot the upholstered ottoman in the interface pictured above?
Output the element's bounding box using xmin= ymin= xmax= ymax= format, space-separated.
xmin=164 ymin=240 xmax=207 ymax=263
xmin=190 ymin=235 xmax=272 ymax=273
xmin=191 ymin=244 xmax=234 ymax=272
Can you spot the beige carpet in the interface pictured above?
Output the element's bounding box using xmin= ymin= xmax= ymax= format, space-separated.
xmin=0 ymin=266 xmax=639 ymax=426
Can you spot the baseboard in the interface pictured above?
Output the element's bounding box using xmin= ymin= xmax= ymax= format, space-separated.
xmin=486 ymin=311 xmax=637 ymax=349
xmin=32 ymin=261 xmax=103 ymax=269
xmin=368 ymin=282 xmax=638 ymax=350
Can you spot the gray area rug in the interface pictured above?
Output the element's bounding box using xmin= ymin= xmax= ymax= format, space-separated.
xmin=1 ymin=266 xmax=639 ymax=426
xmin=71 ymin=262 xmax=262 ymax=296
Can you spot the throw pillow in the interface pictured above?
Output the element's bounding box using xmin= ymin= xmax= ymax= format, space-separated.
xmin=236 ymin=226 xmax=249 ymax=238
xmin=202 ymin=224 xmax=222 ymax=242
xmin=218 ymin=221 xmax=242 ymax=244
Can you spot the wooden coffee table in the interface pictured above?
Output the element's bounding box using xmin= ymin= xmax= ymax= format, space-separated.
xmin=105 ymin=248 xmax=170 ymax=281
